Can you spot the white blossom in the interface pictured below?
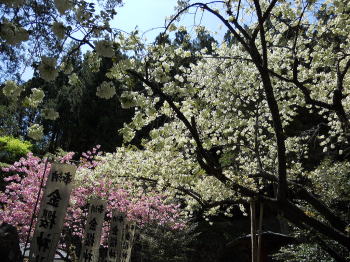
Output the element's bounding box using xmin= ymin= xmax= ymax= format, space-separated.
xmin=120 ymin=91 xmax=137 ymax=109
xmin=54 ymin=0 xmax=73 ymax=15
xmin=183 ymin=51 xmax=191 ymax=58
xmin=28 ymin=124 xmax=44 ymax=140
xmin=25 ymin=88 xmax=45 ymax=108
xmin=85 ymin=52 xmax=101 ymax=72
xmin=60 ymin=62 xmax=73 ymax=74
xmin=38 ymin=56 xmax=58 ymax=81
xmin=42 ymin=108 xmax=59 ymax=120
xmin=94 ymin=40 xmax=114 ymax=58
xmin=96 ymin=81 xmax=116 ymax=99
xmin=68 ymin=73 xmax=80 ymax=86
xmin=2 ymin=80 xmax=23 ymax=99
xmin=52 ymin=22 xmax=66 ymax=39
xmin=168 ymin=24 xmax=177 ymax=32
xmin=0 ymin=20 xmax=29 ymax=45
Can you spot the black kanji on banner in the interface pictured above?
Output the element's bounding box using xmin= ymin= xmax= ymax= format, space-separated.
xmin=46 ymin=189 xmax=61 ymax=207
xmin=79 ymin=199 xmax=106 ymax=262
xmin=29 ymin=163 xmax=76 ymax=262
xmin=51 ymin=171 xmax=73 ymax=185
xmin=39 ymin=209 xmax=57 ymax=229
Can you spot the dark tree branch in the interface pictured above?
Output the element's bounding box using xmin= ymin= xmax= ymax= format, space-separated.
xmin=290 ymin=224 xmax=348 ymax=262
xmin=269 ymin=69 xmax=334 ymax=110
xmin=67 ymin=32 xmax=95 ymax=54
xmin=253 ymin=0 xmax=268 ymax=68
xmin=112 ymin=173 xmax=207 ymax=207
xmin=333 ymin=58 xmax=350 ymax=132
xmin=294 ymin=185 xmax=348 ymax=233
xmin=337 ymin=57 xmax=350 ymax=93
xmin=250 ymin=171 xmax=348 ymax=235
xmin=314 ymin=236 xmax=348 ymax=262
xmin=252 ymin=0 xmax=278 ymax=40
xmin=202 ymin=199 xmax=247 ymax=209
xmin=280 ymin=200 xmax=350 ymax=250
xmin=235 ymin=0 xmax=241 ymax=20
xmin=253 ymin=65 xmax=287 ymax=201
xmin=166 ymin=2 xmax=252 ymax=54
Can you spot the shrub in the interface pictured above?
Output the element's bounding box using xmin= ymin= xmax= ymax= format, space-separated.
xmin=0 ymin=136 xmax=32 ymax=164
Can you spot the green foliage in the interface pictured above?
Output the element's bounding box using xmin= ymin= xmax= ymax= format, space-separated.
xmin=274 ymin=243 xmax=335 ymax=262
xmin=132 ymin=224 xmax=198 ymax=262
xmin=37 ymin=52 xmax=135 ymax=153
xmin=0 ymin=135 xmax=32 ymax=164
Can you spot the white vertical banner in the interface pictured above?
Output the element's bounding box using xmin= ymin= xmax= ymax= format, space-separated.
xmin=29 ymin=163 xmax=77 ymax=262
xmin=106 ymin=210 xmax=124 ymax=262
xmin=79 ymin=198 xmax=107 ymax=262
xmin=106 ymin=211 xmax=136 ymax=262
xmin=119 ymin=221 xmax=136 ymax=262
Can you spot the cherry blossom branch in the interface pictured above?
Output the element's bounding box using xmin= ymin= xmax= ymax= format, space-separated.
xmin=166 ymin=2 xmax=252 ymax=53
xmin=268 ymin=69 xmax=334 ymax=110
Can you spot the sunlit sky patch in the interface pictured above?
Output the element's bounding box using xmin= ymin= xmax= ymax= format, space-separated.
xmin=115 ymin=0 xmax=226 ymax=42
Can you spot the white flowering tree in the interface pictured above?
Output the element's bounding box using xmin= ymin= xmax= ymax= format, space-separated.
xmin=90 ymin=0 xmax=350 ymax=260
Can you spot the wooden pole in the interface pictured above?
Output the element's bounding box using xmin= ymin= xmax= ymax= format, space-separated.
xmin=257 ymin=202 xmax=264 ymax=262
xmin=23 ymin=158 xmax=49 ymax=261
xmin=250 ymin=199 xmax=257 ymax=262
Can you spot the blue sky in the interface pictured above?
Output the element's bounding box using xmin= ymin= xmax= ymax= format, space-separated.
xmin=115 ymin=0 xmax=226 ymax=42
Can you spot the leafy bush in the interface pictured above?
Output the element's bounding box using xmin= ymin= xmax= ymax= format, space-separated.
xmin=273 ymin=243 xmax=335 ymax=262
xmin=0 ymin=136 xmax=32 ymax=164
xmin=132 ymin=223 xmax=197 ymax=262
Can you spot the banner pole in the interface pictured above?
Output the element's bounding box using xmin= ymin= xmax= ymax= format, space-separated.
xmin=22 ymin=158 xmax=50 ymax=261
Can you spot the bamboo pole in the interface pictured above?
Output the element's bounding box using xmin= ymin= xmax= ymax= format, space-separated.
xmin=257 ymin=202 xmax=264 ymax=262
xmin=250 ymin=199 xmax=257 ymax=262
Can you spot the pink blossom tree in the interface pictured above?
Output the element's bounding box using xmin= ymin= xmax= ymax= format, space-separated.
xmin=0 ymin=147 xmax=184 ymax=250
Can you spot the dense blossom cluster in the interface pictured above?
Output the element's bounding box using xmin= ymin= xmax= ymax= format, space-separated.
xmin=42 ymin=107 xmax=60 ymax=121
xmin=96 ymin=81 xmax=116 ymax=99
xmin=91 ymin=5 xmax=350 ymax=259
xmin=38 ymin=56 xmax=59 ymax=82
xmin=27 ymin=124 xmax=44 ymax=141
xmin=0 ymin=0 xmax=120 ymax=83
xmin=0 ymin=19 xmax=29 ymax=45
xmin=2 ymin=80 xmax=23 ymax=99
xmin=94 ymin=40 xmax=115 ymax=58
xmin=24 ymin=88 xmax=45 ymax=108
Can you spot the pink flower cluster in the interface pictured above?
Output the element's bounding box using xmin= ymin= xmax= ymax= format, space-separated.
xmin=0 ymin=153 xmax=50 ymax=240
xmin=0 ymin=148 xmax=184 ymax=244
xmin=79 ymin=145 xmax=102 ymax=169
